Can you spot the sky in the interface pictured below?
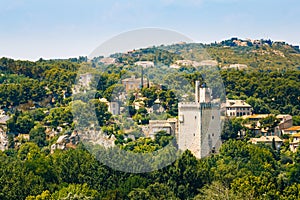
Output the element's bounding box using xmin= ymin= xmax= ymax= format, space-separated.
xmin=0 ymin=0 xmax=299 ymax=60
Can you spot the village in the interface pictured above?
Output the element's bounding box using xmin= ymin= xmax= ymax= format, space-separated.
xmin=0 ymin=58 xmax=299 ymax=159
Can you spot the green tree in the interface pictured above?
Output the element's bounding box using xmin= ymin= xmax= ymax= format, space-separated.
xmin=51 ymin=183 xmax=100 ymax=200
xmin=29 ymin=124 xmax=47 ymax=147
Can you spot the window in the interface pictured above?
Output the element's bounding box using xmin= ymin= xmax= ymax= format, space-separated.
xmin=212 ymin=116 xmax=214 ymax=120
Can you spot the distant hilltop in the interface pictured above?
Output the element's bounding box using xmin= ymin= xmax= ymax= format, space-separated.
xmin=210 ymin=37 xmax=299 ymax=51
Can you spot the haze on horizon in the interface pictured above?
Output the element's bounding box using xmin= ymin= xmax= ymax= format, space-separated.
xmin=0 ymin=0 xmax=299 ymax=61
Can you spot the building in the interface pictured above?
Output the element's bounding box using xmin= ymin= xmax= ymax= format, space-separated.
xmin=135 ymin=61 xmax=154 ymax=68
xmin=148 ymin=118 xmax=177 ymax=139
xmin=277 ymin=115 xmax=293 ymax=130
xmin=241 ymin=114 xmax=293 ymax=136
xmin=0 ymin=114 xmax=9 ymax=126
xmin=99 ymin=98 xmax=120 ymax=115
xmin=199 ymin=60 xmax=218 ymax=67
xmin=282 ymin=126 xmax=300 ymax=135
xmin=290 ymin=133 xmax=300 ymax=152
xmin=223 ymin=64 xmax=248 ymax=70
xmin=177 ymin=81 xmax=222 ymax=159
xmin=51 ymin=131 xmax=80 ymax=153
xmin=99 ymin=57 xmax=117 ymax=65
xmin=0 ymin=131 xmax=8 ymax=151
xmin=250 ymin=136 xmax=283 ymax=148
xmin=122 ymin=75 xmax=149 ymax=92
xmin=73 ymin=73 xmax=93 ymax=94
xmin=108 ymin=102 xmax=120 ymax=115
xmin=174 ymin=60 xmax=201 ymax=67
xmin=224 ymin=99 xmax=252 ymax=117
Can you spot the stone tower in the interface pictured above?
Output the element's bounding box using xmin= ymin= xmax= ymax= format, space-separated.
xmin=178 ymin=81 xmax=222 ymax=159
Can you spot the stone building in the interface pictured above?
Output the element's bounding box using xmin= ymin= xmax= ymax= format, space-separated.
xmin=147 ymin=118 xmax=177 ymax=139
xmin=177 ymin=81 xmax=222 ymax=159
xmin=122 ymin=75 xmax=149 ymax=92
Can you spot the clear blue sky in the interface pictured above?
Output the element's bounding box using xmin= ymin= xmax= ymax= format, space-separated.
xmin=0 ymin=0 xmax=299 ymax=60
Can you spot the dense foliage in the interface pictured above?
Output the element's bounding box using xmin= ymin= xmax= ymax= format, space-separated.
xmin=0 ymin=140 xmax=298 ymax=199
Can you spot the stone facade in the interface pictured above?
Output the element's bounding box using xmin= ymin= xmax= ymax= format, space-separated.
xmin=177 ymin=81 xmax=222 ymax=159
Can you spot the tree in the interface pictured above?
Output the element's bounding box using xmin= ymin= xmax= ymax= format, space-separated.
xmin=259 ymin=115 xmax=279 ymax=135
xmin=89 ymin=99 xmax=112 ymax=126
xmin=16 ymin=114 xmax=35 ymax=134
xmin=51 ymin=183 xmax=100 ymax=200
xmin=29 ymin=124 xmax=47 ymax=147
xmin=221 ymin=118 xmax=243 ymax=141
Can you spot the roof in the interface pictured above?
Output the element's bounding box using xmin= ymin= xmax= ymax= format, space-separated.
xmin=284 ymin=126 xmax=300 ymax=131
xmin=0 ymin=115 xmax=10 ymax=124
xmin=225 ymin=99 xmax=252 ymax=108
xmin=292 ymin=133 xmax=300 ymax=137
xmin=250 ymin=136 xmax=283 ymax=143
xmin=135 ymin=61 xmax=154 ymax=67
xmin=57 ymin=135 xmax=69 ymax=144
xmin=99 ymin=98 xmax=109 ymax=103
xmin=243 ymin=114 xmax=271 ymax=119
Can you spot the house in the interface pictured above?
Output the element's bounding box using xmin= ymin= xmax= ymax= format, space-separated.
xmin=0 ymin=131 xmax=8 ymax=151
xmin=51 ymin=131 xmax=80 ymax=153
xmin=241 ymin=114 xmax=293 ymax=136
xmin=174 ymin=60 xmax=201 ymax=67
xmin=277 ymin=115 xmax=293 ymax=130
xmin=99 ymin=57 xmax=117 ymax=65
xmin=282 ymin=126 xmax=300 ymax=135
xmin=108 ymin=102 xmax=120 ymax=115
xmin=135 ymin=61 xmax=154 ymax=68
xmin=0 ymin=114 xmax=10 ymax=126
xmin=99 ymin=98 xmax=120 ymax=115
xmin=73 ymin=73 xmax=93 ymax=94
xmin=223 ymin=99 xmax=252 ymax=117
xmin=122 ymin=75 xmax=149 ymax=92
xmin=290 ymin=133 xmax=300 ymax=152
xmin=170 ymin=64 xmax=180 ymax=69
xmin=223 ymin=64 xmax=248 ymax=70
xmin=133 ymin=101 xmax=145 ymax=110
xmin=199 ymin=60 xmax=218 ymax=67
xmin=152 ymin=98 xmax=165 ymax=113
xmin=147 ymin=118 xmax=177 ymax=139
xmin=250 ymin=136 xmax=283 ymax=148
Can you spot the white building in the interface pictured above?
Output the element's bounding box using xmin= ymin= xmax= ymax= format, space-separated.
xmin=290 ymin=133 xmax=300 ymax=152
xmin=135 ymin=61 xmax=154 ymax=68
xmin=108 ymin=102 xmax=120 ymax=115
xmin=224 ymin=99 xmax=252 ymax=117
xmin=177 ymin=81 xmax=222 ymax=159
xmin=99 ymin=98 xmax=120 ymax=115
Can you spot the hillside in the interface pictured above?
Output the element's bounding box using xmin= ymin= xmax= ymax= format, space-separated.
xmin=156 ymin=38 xmax=300 ymax=70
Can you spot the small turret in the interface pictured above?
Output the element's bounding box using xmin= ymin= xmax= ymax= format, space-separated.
xmin=195 ymin=81 xmax=211 ymax=103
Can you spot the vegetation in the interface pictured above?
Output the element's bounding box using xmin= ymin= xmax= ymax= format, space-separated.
xmin=1 ymin=38 xmax=300 ymax=199
xmin=0 ymin=139 xmax=299 ymax=199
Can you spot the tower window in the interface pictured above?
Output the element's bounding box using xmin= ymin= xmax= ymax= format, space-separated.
xmin=212 ymin=116 xmax=214 ymax=120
